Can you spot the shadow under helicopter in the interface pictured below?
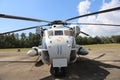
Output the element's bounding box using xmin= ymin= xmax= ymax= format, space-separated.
xmin=40 ymin=57 xmax=120 ymax=80
xmin=35 ymin=60 xmax=44 ymax=67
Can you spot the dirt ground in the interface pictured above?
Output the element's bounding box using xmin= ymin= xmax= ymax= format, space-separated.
xmin=0 ymin=48 xmax=120 ymax=80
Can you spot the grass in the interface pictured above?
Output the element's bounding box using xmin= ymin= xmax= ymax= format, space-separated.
xmin=0 ymin=48 xmax=31 ymax=53
xmin=0 ymin=43 xmax=120 ymax=52
xmin=83 ymin=43 xmax=120 ymax=50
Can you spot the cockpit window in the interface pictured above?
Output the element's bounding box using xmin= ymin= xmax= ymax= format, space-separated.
xmin=48 ymin=31 xmax=53 ymax=36
xmin=64 ymin=30 xmax=73 ymax=36
xmin=55 ymin=30 xmax=63 ymax=35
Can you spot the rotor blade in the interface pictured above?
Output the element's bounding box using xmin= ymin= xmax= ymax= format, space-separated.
xmin=0 ymin=14 xmax=50 ymax=23
xmin=80 ymin=31 xmax=90 ymax=36
xmin=65 ymin=6 xmax=120 ymax=21
xmin=0 ymin=61 xmax=36 ymax=63
xmin=0 ymin=24 xmax=48 ymax=35
xmin=67 ymin=23 xmax=120 ymax=27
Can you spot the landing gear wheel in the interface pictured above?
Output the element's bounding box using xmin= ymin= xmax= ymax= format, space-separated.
xmin=50 ymin=66 xmax=67 ymax=77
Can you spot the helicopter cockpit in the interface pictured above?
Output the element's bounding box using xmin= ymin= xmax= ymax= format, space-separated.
xmin=45 ymin=30 xmax=73 ymax=37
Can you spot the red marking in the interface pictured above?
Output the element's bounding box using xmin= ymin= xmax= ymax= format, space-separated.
xmin=56 ymin=37 xmax=63 ymax=42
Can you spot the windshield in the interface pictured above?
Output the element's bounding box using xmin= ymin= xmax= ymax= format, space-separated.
xmin=48 ymin=31 xmax=53 ymax=36
xmin=64 ymin=30 xmax=73 ymax=36
xmin=55 ymin=30 xmax=63 ymax=35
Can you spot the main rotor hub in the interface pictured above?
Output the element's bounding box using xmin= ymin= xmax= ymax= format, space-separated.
xmin=50 ymin=20 xmax=66 ymax=25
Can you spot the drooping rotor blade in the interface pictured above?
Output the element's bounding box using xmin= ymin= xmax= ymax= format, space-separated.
xmin=67 ymin=23 xmax=120 ymax=27
xmin=65 ymin=6 xmax=120 ymax=21
xmin=0 ymin=24 xmax=49 ymax=35
xmin=0 ymin=61 xmax=36 ymax=63
xmin=80 ymin=31 xmax=90 ymax=36
xmin=0 ymin=14 xmax=50 ymax=23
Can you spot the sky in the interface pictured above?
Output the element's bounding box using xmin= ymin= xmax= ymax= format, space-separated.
xmin=0 ymin=0 xmax=120 ymax=37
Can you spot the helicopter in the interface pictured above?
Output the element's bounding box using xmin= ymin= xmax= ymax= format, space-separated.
xmin=0 ymin=6 xmax=120 ymax=76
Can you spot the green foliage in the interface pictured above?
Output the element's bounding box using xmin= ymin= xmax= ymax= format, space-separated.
xmin=75 ymin=35 xmax=120 ymax=45
xmin=111 ymin=35 xmax=120 ymax=43
xmin=0 ymin=32 xmax=41 ymax=48
xmin=0 ymin=32 xmax=119 ymax=48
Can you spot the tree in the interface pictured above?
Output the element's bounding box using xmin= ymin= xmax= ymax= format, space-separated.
xmin=87 ymin=37 xmax=94 ymax=44
xmin=94 ymin=36 xmax=102 ymax=44
xmin=20 ymin=33 xmax=27 ymax=48
xmin=0 ymin=32 xmax=119 ymax=48
xmin=111 ymin=35 xmax=120 ymax=43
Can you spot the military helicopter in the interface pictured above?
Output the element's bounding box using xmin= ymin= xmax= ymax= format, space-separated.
xmin=0 ymin=6 xmax=120 ymax=76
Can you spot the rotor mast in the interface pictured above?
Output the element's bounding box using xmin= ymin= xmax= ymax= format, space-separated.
xmin=49 ymin=20 xmax=66 ymax=28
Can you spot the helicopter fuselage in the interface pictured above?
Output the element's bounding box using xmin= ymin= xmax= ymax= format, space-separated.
xmin=27 ymin=24 xmax=88 ymax=76
xmin=41 ymin=25 xmax=77 ymax=67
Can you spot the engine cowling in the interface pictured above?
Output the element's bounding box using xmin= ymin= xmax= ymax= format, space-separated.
xmin=27 ymin=49 xmax=38 ymax=56
xmin=77 ymin=46 xmax=89 ymax=55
